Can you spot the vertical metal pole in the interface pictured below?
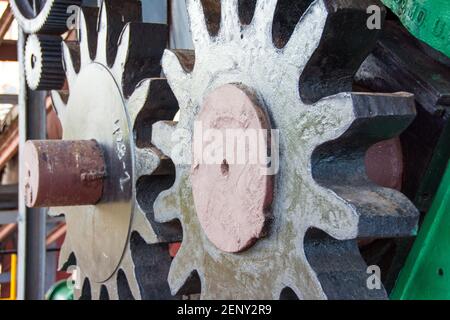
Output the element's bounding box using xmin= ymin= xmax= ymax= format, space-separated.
xmin=17 ymin=28 xmax=27 ymax=302
xmin=17 ymin=29 xmax=47 ymax=300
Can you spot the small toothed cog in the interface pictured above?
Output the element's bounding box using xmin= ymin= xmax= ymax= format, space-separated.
xmin=25 ymin=34 xmax=66 ymax=91
xmin=10 ymin=0 xmax=82 ymax=35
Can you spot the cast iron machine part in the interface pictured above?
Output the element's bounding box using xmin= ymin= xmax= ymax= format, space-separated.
xmin=23 ymin=0 xmax=181 ymax=300
xmin=356 ymin=21 xmax=450 ymax=213
xmin=354 ymin=18 xmax=450 ymax=295
xmin=151 ymin=0 xmax=420 ymax=299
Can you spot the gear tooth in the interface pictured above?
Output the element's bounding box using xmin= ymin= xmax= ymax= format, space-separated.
xmin=95 ymin=0 xmax=109 ymax=65
xmin=162 ymin=50 xmax=194 ymax=105
xmin=135 ymin=147 xmax=161 ymax=178
xmin=220 ymin=0 xmax=240 ymax=40
xmin=132 ymin=203 xmax=158 ymax=244
xmin=127 ymin=78 xmax=178 ymax=125
xmin=347 ymin=92 xmax=416 ymax=143
xmin=127 ymin=79 xmax=159 ymax=128
xmin=128 ymin=78 xmax=150 ymax=123
xmin=168 ymin=246 xmax=198 ymax=296
xmin=96 ymin=0 xmax=142 ymax=67
xmin=154 ymin=187 xmax=180 ymax=224
xmin=90 ymin=283 xmax=102 ymax=301
xmin=114 ymin=23 xmax=167 ymax=98
xmin=73 ymin=268 xmax=89 ymax=300
xmin=62 ymin=41 xmax=79 ymax=89
xmin=283 ymin=0 xmax=328 ymax=66
xmin=112 ymin=23 xmax=131 ymax=89
xmin=96 ymin=0 xmax=144 ymax=66
xmin=152 ymin=121 xmax=178 ymax=159
xmin=25 ymin=34 xmax=66 ymax=91
xmin=73 ymin=283 xmax=83 ymax=300
xmin=78 ymin=8 xmax=93 ymax=67
xmin=50 ymin=90 xmax=67 ymax=120
xmin=187 ymin=0 xmax=215 ymax=46
xmin=297 ymin=94 xmax=355 ymax=148
xmin=164 ymin=49 xmax=196 ymax=74
xmin=306 ymin=92 xmax=415 ymax=150
xmin=252 ymin=0 xmax=278 ymax=41
xmin=351 ymin=92 xmax=417 ymax=119
xmin=127 ymin=78 xmax=152 ymax=125
xmin=312 ymin=93 xmax=418 ymax=238
xmin=333 ymin=185 xmax=419 ymax=238
xmin=308 ymin=183 xmax=359 ymax=240
xmin=304 ymin=238 xmax=387 ymax=300
xmin=298 ymin=1 xmax=385 ymax=104
xmin=120 ymin=249 xmax=142 ymax=300
xmin=57 ymin=239 xmax=73 ymax=271
xmin=107 ymin=283 xmax=119 ymax=301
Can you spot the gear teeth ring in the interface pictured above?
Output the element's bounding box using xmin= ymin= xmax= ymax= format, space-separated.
xmin=25 ymin=34 xmax=66 ymax=90
xmin=47 ymin=0 xmax=181 ymax=300
xmin=152 ymin=0 xmax=420 ymax=300
xmin=10 ymin=0 xmax=82 ymax=35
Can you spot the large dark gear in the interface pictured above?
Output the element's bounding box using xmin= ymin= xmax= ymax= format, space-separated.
xmin=24 ymin=0 xmax=181 ymax=300
xmin=151 ymin=0 xmax=420 ymax=299
xmin=9 ymin=0 xmax=82 ymax=34
xmin=355 ymin=20 xmax=450 ymax=293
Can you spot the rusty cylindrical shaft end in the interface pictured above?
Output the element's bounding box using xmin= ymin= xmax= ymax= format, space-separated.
xmin=24 ymin=140 xmax=106 ymax=208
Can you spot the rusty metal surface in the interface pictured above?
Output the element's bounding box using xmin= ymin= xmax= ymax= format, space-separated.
xmin=24 ymin=140 xmax=105 ymax=208
xmin=152 ymin=0 xmax=419 ymax=299
xmin=365 ymin=138 xmax=403 ymax=191
xmin=45 ymin=0 xmax=180 ymax=299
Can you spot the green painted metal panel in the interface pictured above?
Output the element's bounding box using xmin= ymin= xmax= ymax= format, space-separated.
xmin=381 ymin=0 xmax=450 ymax=58
xmin=415 ymin=120 xmax=450 ymax=211
xmin=391 ymin=161 xmax=450 ymax=300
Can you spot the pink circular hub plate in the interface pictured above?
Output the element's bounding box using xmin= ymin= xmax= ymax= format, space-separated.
xmin=191 ymin=84 xmax=274 ymax=253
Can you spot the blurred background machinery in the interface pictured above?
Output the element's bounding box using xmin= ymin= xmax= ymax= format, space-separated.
xmin=0 ymin=0 xmax=448 ymax=300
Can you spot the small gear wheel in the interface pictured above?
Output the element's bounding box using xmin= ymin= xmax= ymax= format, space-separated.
xmin=25 ymin=34 xmax=65 ymax=90
xmin=152 ymin=0 xmax=420 ymax=299
xmin=10 ymin=0 xmax=81 ymax=34
xmin=27 ymin=0 xmax=180 ymax=299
